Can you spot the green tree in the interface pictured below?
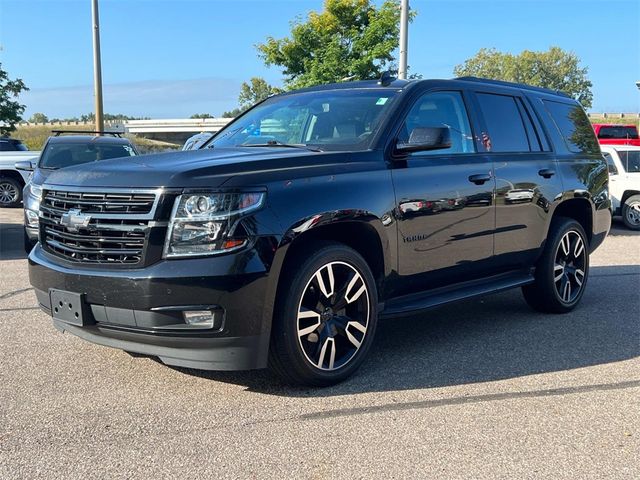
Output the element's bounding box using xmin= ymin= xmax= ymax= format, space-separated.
xmin=0 ymin=63 xmax=29 ymax=135
xmin=221 ymin=107 xmax=245 ymax=118
xmin=190 ymin=113 xmax=214 ymax=119
xmin=257 ymin=0 xmax=411 ymax=89
xmin=453 ymin=47 xmax=593 ymax=109
xmin=221 ymin=77 xmax=281 ymax=118
xmin=29 ymin=112 xmax=49 ymax=123
xmin=238 ymin=77 xmax=282 ymax=109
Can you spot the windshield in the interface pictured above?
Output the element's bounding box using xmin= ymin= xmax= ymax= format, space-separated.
xmin=618 ymin=150 xmax=640 ymax=173
xmin=598 ymin=126 xmax=639 ymax=139
xmin=39 ymin=142 xmax=137 ymax=169
xmin=207 ymin=88 xmax=399 ymax=152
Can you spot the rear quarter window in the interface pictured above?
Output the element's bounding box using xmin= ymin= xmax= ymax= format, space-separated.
xmin=543 ymin=100 xmax=600 ymax=154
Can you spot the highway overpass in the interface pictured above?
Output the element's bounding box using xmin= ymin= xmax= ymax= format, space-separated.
xmin=124 ymin=118 xmax=233 ymax=144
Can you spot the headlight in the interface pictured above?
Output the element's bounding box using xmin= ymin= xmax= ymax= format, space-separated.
xmin=27 ymin=183 xmax=42 ymax=201
xmin=163 ymin=191 xmax=265 ymax=258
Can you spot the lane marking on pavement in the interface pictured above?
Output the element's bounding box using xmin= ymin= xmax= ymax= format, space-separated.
xmin=301 ymin=380 xmax=640 ymax=420
xmin=0 ymin=307 xmax=40 ymax=312
xmin=591 ymin=272 xmax=639 ymax=278
xmin=0 ymin=287 xmax=34 ymax=301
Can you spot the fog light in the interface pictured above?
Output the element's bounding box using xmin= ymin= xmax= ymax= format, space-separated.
xmin=26 ymin=209 xmax=39 ymax=228
xmin=183 ymin=310 xmax=215 ymax=329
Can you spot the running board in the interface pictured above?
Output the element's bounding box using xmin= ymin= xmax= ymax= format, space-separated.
xmin=380 ymin=270 xmax=535 ymax=319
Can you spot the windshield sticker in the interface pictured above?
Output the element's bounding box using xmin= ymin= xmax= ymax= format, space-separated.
xmin=376 ymin=97 xmax=389 ymax=105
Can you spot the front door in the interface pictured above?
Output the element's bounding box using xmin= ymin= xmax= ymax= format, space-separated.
xmin=390 ymin=90 xmax=495 ymax=296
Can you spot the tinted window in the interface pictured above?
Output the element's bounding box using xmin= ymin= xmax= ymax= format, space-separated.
xmin=603 ymin=153 xmax=618 ymax=175
xmin=398 ymin=91 xmax=475 ymax=155
xmin=0 ymin=140 xmax=27 ymax=151
xmin=618 ymin=150 xmax=640 ymax=173
xmin=598 ymin=126 xmax=639 ymax=139
xmin=544 ymin=100 xmax=599 ymax=154
xmin=39 ymin=143 xmax=136 ymax=169
xmin=476 ymin=93 xmax=531 ymax=152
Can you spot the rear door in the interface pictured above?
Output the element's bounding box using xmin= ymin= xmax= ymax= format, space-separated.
xmin=471 ymin=89 xmax=563 ymax=269
xmin=389 ymin=89 xmax=495 ymax=295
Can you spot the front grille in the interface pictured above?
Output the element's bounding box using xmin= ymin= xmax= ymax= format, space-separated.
xmin=40 ymin=189 xmax=159 ymax=265
xmin=43 ymin=190 xmax=156 ymax=214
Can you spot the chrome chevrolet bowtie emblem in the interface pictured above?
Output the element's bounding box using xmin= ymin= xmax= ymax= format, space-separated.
xmin=60 ymin=208 xmax=91 ymax=232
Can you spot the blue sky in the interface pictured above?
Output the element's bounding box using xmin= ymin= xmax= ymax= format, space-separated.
xmin=1 ymin=0 xmax=638 ymax=118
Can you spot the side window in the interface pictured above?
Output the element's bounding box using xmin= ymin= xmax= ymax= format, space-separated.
xmin=0 ymin=141 xmax=9 ymax=152
xmin=476 ymin=93 xmax=531 ymax=152
xmin=398 ymin=91 xmax=475 ymax=155
xmin=543 ymin=100 xmax=600 ymax=154
xmin=603 ymin=153 xmax=618 ymax=175
xmin=619 ymin=150 xmax=640 ymax=173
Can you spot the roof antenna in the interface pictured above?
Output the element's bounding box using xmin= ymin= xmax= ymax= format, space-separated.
xmin=378 ymin=70 xmax=395 ymax=87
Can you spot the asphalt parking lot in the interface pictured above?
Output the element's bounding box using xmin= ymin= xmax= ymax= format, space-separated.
xmin=0 ymin=207 xmax=638 ymax=479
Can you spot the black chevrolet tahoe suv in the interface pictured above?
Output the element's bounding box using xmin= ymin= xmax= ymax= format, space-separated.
xmin=28 ymin=77 xmax=611 ymax=386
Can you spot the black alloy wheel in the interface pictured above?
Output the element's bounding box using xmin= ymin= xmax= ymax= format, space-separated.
xmin=553 ymin=230 xmax=587 ymax=304
xmin=523 ymin=217 xmax=590 ymax=313
xmin=269 ymin=242 xmax=378 ymax=386
xmin=296 ymin=261 xmax=370 ymax=371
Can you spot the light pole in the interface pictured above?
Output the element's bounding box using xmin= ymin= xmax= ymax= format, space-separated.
xmin=91 ymin=0 xmax=104 ymax=133
xmin=398 ymin=0 xmax=409 ymax=79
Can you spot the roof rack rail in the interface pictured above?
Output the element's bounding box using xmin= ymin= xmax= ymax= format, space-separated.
xmin=51 ymin=130 xmax=123 ymax=137
xmin=455 ymin=76 xmax=572 ymax=98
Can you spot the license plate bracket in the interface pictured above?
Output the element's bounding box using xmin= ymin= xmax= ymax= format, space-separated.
xmin=49 ymin=289 xmax=90 ymax=326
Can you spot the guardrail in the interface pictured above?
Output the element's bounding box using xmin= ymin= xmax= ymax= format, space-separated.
xmin=587 ymin=113 xmax=640 ymax=119
xmin=16 ymin=118 xmax=234 ymax=134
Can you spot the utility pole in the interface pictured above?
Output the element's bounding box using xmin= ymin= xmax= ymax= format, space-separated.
xmin=398 ymin=0 xmax=409 ymax=79
xmin=91 ymin=0 xmax=104 ymax=133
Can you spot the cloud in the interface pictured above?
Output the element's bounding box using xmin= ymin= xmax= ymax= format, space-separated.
xmin=20 ymin=77 xmax=242 ymax=119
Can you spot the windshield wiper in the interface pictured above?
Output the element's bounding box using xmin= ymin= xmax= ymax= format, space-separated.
xmin=241 ymin=140 xmax=323 ymax=152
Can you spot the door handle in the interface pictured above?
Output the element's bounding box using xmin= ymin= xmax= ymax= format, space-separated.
xmin=538 ymin=169 xmax=555 ymax=179
xmin=468 ymin=173 xmax=492 ymax=185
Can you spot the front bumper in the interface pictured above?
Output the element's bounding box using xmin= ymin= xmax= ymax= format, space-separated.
xmin=25 ymin=225 xmax=38 ymax=242
xmin=29 ymin=243 xmax=275 ymax=370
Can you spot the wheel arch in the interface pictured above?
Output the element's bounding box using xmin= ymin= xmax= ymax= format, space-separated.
xmin=0 ymin=169 xmax=27 ymax=187
xmin=258 ymin=212 xmax=392 ymax=357
xmin=277 ymin=210 xmax=391 ymax=289
xmin=621 ymin=190 xmax=640 ymax=206
xmin=549 ymin=198 xmax=593 ymax=245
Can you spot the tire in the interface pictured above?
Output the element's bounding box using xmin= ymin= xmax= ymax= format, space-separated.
xmin=0 ymin=177 xmax=22 ymax=208
xmin=269 ymin=242 xmax=378 ymax=387
xmin=522 ymin=217 xmax=590 ymax=314
xmin=621 ymin=194 xmax=640 ymax=230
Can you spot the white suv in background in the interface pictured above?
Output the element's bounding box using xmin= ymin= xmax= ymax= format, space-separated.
xmin=601 ymin=145 xmax=640 ymax=230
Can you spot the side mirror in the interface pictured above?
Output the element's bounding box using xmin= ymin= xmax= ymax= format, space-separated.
xmin=15 ymin=160 xmax=34 ymax=172
xmin=396 ymin=127 xmax=452 ymax=154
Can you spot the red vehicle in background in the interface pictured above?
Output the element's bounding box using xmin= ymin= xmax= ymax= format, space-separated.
xmin=592 ymin=123 xmax=640 ymax=146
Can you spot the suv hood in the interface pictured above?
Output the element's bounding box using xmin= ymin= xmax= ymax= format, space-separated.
xmin=41 ymin=147 xmax=332 ymax=189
